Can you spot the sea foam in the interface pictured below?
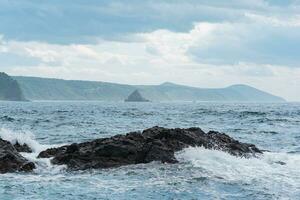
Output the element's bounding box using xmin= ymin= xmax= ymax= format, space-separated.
xmin=176 ymin=147 xmax=300 ymax=195
xmin=0 ymin=128 xmax=45 ymax=153
xmin=0 ymin=128 xmax=66 ymax=173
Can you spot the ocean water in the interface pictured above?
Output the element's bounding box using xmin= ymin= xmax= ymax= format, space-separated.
xmin=0 ymin=101 xmax=299 ymax=200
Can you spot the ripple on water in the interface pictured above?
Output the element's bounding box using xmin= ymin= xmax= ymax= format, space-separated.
xmin=0 ymin=102 xmax=299 ymax=199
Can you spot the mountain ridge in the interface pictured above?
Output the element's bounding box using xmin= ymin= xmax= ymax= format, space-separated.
xmin=12 ymin=75 xmax=285 ymax=102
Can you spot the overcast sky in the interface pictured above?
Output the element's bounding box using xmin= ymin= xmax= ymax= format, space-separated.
xmin=0 ymin=0 xmax=300 ymax=101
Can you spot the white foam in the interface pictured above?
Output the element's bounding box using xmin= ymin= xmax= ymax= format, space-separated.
xmin=176 ymin=147 xmax=300 ymax=194
xmin=0 ymin=128 xmax=66 ymax=173
xmin=21 ymin=152 xmax=67 ymax=174
xmin=0 ymin=128 xmax=50 ymax=153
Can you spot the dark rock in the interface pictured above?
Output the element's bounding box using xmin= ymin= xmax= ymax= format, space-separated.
xmin=20 ymin=162 xmax=36 ymax=172
xmin=13 ymin=142 xmax=32 ymax=153
xmin=0 ymin=139 xmax=35 ymax=173
xmin=38 ymin=146 xmax=67 ymax=158
xmin=125 ymin=90 xmax=150 ymax=102
xmin=38 ymin=127 xmax=262 ymax=170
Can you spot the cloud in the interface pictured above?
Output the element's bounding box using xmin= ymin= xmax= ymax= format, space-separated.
xmin=137 ymin=14 xmax=300 ymax=67
xmin=187 ymin=23 xmax=300 ymax=67
xmin=0 ymin=0 xmax=297 ymax=44
xmin=0 ymin=1 xmax=300 ymax=100
xmin=1 ymin=29 xmax=300 ymax=101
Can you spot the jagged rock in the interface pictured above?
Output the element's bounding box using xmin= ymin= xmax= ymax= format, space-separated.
xmin=0 ymin=139 xmax=35 ymax=173
xmin=38 ymin=127 xmax=262 ymax=170
xmin=13 ymin=142 xmax=32 ymax=153
xmin=125 ymin=90 xmax=150 ymax=102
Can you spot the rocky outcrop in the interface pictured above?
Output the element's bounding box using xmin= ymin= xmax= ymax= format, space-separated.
xmin=0 ymin=139 xmax=35 ymax=173
xmin=38 ymin=126 xmax=262 ymax=170
xmin=13 ymin=142 xmax=32 ymax=153
xmin=125 ymin=90 xmax=150 ymax=102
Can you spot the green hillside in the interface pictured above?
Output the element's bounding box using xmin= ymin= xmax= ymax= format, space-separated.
xmin=13 ymin=76 xmax=285 ymax=102
xmin=0 ymin=73 xmax=26 ymax=101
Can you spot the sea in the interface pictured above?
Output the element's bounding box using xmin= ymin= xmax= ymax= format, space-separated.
xmin=0 ymin=101 xmax=299 ymax=200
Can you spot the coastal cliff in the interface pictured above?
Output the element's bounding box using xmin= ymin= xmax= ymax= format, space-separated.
xmin=0 ymin=72 xmax=26 ymax=101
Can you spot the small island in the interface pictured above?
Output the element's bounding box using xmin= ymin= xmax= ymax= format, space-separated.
xmin=125 ymin=89 xmax=150 ymax=102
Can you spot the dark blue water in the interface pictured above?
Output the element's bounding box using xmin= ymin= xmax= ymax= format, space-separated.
xmin=0 ymin=102 xmax=299 ymax=199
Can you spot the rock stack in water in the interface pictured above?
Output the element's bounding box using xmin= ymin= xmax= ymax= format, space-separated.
xmin=38 ymin=126 xmax=262 ymax=171
xmin=125 ymin=90 xmax=150 ymax=102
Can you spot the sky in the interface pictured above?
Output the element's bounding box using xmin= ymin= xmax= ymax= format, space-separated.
xmin=0 ymin=0 xmax=300 ymax=101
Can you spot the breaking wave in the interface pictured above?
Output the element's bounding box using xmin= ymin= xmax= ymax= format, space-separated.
xmin=176 ymin=147 xmax=300 ymax=198
xmin=0 ymin=128 xmax=66 ymax=173
xmin=0 ymin=128 xmax=46 ymax=153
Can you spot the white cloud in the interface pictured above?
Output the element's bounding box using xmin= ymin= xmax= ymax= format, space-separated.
xmin=245 ymin=13 xmax=300 ymax=27
xmin=1 ymin=13 xmax=300 ymax=101
xmin=138 ymin=23 xmax=216 ymax=64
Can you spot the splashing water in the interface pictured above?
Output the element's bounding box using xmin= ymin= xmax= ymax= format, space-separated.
xmin=176 ymin=147 xmax=300 ymax=197
xmin=0 ymin=101 xmax=299 ymax=199
xmin=0 ymin=128 xmax=45 ymax=153
xmin=0 ymin=128 xmax=66 ymax=174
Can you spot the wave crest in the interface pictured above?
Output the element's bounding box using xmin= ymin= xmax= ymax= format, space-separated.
xmin=0 ymin=128 xmax=66 ymax=173
xmin=176 ymin=147 xmax=300 ymax=196
xmin=0 ymin=128 xmax=44 ymax=153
